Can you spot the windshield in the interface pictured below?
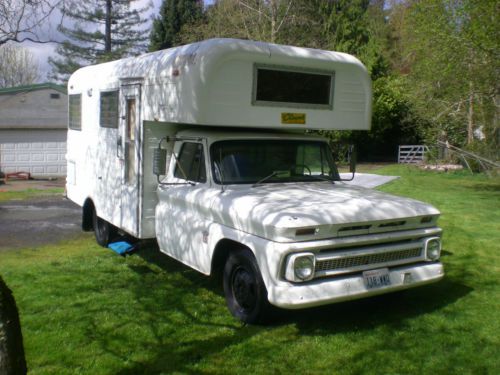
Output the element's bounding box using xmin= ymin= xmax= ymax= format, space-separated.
xmin=210 ymin=139 xmax=340 ymax=185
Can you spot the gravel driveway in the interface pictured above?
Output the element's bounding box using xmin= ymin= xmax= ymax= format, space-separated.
xmin=0 ymin=197 xmax=81 ymax=250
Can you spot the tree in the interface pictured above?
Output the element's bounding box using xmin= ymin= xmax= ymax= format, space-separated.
xmin=177 ymin=0 xmax=302 ymax=46
xmin=149 ymin=0 xmax=203 ymax=51
xmin=0 ymin=44 xmax=39 ymax=88
xmin=49 ymin=0 xmax=150 ymax=81
xmin=393 ymin=0 xmax=499 ymax=151
xmin=0 ymin=0 xmax=64 ymax=46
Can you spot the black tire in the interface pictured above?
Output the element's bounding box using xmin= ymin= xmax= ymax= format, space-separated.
xmin=223 ymin=248 xmax=270 ymax=324
xmin=92 ymin=207 xmax=115 ymax=247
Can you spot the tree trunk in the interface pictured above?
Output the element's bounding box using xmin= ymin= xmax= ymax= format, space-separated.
xmin=270 ymin=0 xmax=277 ymax=43
xmin=467 ymin=81 xmax=474 ymax=144
xmin=0 ymin=276 xmax=27 ymax=375
xmin=105 ymin=0 xmax=112 ymax=53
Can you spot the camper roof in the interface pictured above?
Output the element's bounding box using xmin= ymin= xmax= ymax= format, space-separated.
xmin=68 ymin=38 xmax=371 ymax=131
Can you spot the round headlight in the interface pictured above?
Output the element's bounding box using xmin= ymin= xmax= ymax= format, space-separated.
xmin=294 ymin=255 xmax=315 ymax=280
xmin=426 ymin=238 xmax=441 ymax=261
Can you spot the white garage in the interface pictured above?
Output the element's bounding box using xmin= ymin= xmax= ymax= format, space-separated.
xmin=0 ymin=130 xmax=66 ymax=176
xmin=0 ymin=83 xmax=68 ymax=178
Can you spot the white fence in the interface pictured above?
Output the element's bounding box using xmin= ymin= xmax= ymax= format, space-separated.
xmin=398 ymin=145 xmax=429 ymax=164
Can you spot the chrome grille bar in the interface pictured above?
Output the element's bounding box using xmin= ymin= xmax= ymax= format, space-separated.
xmin=314 ymin=241 xmax=425 ymax=278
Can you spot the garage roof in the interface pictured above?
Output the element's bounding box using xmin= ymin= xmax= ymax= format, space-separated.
xmin=0 ymin=83 xmax=67 ymax=95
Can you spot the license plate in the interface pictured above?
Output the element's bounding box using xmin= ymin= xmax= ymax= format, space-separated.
xmin=363 ymin=268 xmax=391 ymax=289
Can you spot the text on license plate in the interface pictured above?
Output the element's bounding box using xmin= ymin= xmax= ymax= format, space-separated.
xmin=363 ymin=268 xmax=391 ymax=289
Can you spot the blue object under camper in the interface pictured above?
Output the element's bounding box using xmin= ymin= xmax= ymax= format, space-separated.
xmin=108 ymin=241 xmax=134 ymax=255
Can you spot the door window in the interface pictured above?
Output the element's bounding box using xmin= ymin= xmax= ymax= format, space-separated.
xmin=125 ymin=98 xmax=136 ymax=183
xmin=174 ymin=143 xmax=206 ymax=183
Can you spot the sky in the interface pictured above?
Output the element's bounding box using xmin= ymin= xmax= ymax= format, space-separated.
xmin=23 ymin=0 xmax=213 ymax=82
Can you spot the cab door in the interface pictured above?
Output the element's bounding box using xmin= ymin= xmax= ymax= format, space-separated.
xmin=156 ymin=140 xmax=216 ymax=271
xmin=119 ymin=81 xmax=142 ymax=235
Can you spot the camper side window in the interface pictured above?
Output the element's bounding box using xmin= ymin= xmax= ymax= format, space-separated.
xmin=69 ymin=94 xmax=82 ymax=130
xmin=100 ymin=90 xmax=119 ymax=128
xmin=174 ymin=143 xmax=207 ymax=183
xmin=253 ymin=65 xmax=334 ymax=109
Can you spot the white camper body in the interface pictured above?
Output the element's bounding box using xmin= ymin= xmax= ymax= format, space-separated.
xmin=67 ymin=39 xmax=443 ymax=324
xmin=66 ymin=38 xmax=372 ymax=239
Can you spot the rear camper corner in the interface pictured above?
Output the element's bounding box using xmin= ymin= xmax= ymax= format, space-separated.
xmin=66 ymin=38 xmax=444 ymax=324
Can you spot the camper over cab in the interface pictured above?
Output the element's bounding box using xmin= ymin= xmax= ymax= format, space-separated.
xmin=66 ymin=39 xmax=444 ymax=324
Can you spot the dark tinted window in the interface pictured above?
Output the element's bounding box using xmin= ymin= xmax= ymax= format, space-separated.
xmin=69 ymin=94 xmax=81 ymax=130
xmin=211 ymin=140 xmax=338 ymax=184
xmin=254 ymin=67 xmax=333 ymax=107
xmin=174 ymin=142 xmax=206 ymax=183
xmin=100 ymin=90 xmax=119 ymax=128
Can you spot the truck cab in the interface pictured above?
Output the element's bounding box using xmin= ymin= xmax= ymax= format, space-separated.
xmin=153 ymin=129 xmax=443 ymax=323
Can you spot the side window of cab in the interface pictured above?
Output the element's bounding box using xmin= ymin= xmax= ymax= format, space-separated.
xmin=174 ymin=142 xmax=207 ymax=183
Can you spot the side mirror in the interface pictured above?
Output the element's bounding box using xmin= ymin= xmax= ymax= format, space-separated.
xmin=153 ymin=147 xmax=167 ymax=178
xmin=339 ymin=145 xmax=357 ymax=181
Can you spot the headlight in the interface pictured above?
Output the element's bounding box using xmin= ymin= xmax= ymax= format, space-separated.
xmin=285 ymin=253 xmax=315 ymax=282
xmin=425 ymin=237 xmax=441 ymax=261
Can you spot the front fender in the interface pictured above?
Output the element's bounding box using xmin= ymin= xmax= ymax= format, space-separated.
xmin=207 ymin=223 xmax=283 ymax=291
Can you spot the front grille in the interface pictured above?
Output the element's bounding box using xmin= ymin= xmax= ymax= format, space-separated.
xmin=315 ymin=247 xmax=422 ymax=276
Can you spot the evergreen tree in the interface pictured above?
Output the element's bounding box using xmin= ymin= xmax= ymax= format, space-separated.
xmin=149 ymin=0 xmax=203 ymax=52
xmin=49 ymin=0 xmax=150 ymax=81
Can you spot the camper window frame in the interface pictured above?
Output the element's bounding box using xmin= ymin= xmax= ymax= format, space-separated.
xmin=99 ymin=89 xmax=119 ymax=129
xmin=68 ymin=94 xmax=82 ymax=131
xmin=251 ymin=64 xmax=335 ymax=110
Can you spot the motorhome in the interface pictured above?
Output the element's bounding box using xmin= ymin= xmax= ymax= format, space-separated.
xmin=66 ymin=38 xmax=444 ymax=323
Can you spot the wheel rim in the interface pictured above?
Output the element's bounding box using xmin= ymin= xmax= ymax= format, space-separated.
xmin=231 ymin=266 xmax=257 ymax=311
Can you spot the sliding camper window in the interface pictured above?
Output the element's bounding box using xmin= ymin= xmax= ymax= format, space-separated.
xmin=100 ymin=90 xmax=119 ymax=128
xmin=253 ymin=65 xmax=334 ymax=109
xmin=174 ymin=142 xmax=207 ymax=183
xmin=68 ymin=94 xmax=82 ymax=130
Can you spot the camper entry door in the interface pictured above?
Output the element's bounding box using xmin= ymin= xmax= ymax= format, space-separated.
xmin=119 ymin=82 xmax=142 ymax=236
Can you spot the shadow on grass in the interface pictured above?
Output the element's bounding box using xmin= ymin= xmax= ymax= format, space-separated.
xmin=83 ymin=244 xmax=254 ymax=374
xmin=92 ymin=243 xmax=472 ymax=373
xmin=280 ymin=278 xmax=472 ymax=333
xmin=465 ymin=184 xmax=500 ymax=193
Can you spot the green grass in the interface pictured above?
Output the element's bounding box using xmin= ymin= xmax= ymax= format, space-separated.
xmin=0 ymin=166 xmax=499 ymax=374
xmin=0 ymin=188 xmax=64 ymax=202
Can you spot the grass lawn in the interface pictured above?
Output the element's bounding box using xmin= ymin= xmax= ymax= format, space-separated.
xmin=0 ymin=165 xmax=499 ymax=374
xmin=0 ymin=188 xmax=64 ymax=202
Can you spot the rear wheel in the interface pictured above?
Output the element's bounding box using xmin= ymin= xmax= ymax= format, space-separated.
xmin=92 ymin=208 xmax=115 ymax=247
xmin=223 ymin=248 xmax=270 ymax=324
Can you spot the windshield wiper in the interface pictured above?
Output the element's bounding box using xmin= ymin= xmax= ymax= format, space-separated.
xmin=252 ymin=171 xmax=278 ymax=188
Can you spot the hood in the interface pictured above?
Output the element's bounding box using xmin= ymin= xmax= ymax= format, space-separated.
xmin=210 ymin=183 xmax=440 ymax=242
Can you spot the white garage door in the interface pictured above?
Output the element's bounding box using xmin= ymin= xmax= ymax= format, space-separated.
xmin=0 ymin=129 xmax=67 ymax=177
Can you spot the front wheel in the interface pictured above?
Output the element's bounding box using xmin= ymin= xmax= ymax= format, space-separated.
xmin=92 ymin=208 xmax=116 ymax=247
xmin=223 ymin=249 xmax=270 ymax=324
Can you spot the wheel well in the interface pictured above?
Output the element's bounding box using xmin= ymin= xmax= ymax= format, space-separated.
xmin=211 ymin=239 xmax=251 ymax=278
xmin=82 ymin=198 xmax=95 ymax=232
